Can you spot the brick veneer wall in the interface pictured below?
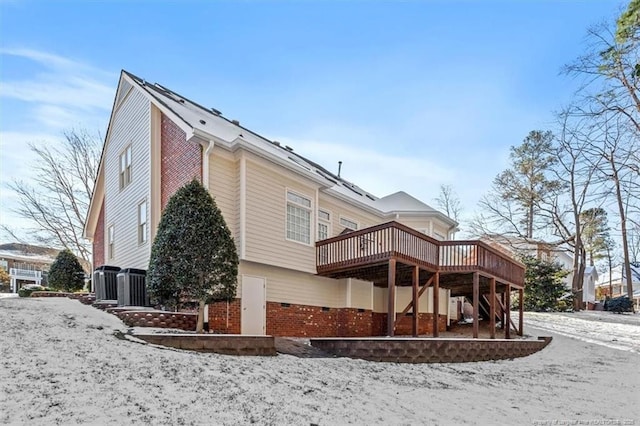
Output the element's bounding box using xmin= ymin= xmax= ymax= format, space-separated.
xmin=208 ymin=299 xmax=241 ymax=334
xmin=93 ymin=202 xmax=105 ymax=267
xmin=160 ymin=114 xmax=202 ymax=209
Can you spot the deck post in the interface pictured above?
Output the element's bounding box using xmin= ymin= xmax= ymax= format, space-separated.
xmin=432 ymin=272 xmax=440 ymax=337
xmin=387 ymin=258 xmax=396 ymax=337
xmin=489 ymin=277 xmax=496 ymax=339
xmin=518 ymin=288 xmax=524 ymax=336
xmin=472 ymin=272 xmax=479 ymax=339
xmin=505 ymin=284 xmax=511 ymax=339
xmin=412 ymin=266 xmax=419 ymax=337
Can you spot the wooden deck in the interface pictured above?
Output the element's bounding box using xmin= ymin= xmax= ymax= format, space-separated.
xmin=315 ymin=221 xmax=526 ymax=338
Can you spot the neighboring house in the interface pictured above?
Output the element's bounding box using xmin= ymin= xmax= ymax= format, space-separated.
xmin=481 ymin=235 xmax=575 ymax=289
xmin=582 ymin=266 xmax=598 ymax=307
xmin=0 ymin=243 xmax=58 ymax=292
xmin=84 ymin=70 xmax=525 ymax=337
xmin=596 ymin=264 xmax=640 ymax=310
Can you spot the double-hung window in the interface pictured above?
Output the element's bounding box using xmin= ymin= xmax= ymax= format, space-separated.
xmin=138 ymin=201 xmax=147 ymax=244
xmin=108 ymin=225 xmax=115 ymax=259
xmin=286 ymin=191 xmax=311 ymax=244
xmin=317 ymin=209 xmax=331 ymax=241
xmin=119 ymin=145 xmax=132 ymax=189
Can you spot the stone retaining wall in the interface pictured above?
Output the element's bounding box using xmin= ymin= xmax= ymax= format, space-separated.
xmin=118 ymin=310 xmax=197 ymax=331
xmin=30 ymin=291 xmax=71 ymax=297
xmin=310 ymin=336 xmax=552 ymax=363
xmin=134 ymin=334 xmax=276 ymax=356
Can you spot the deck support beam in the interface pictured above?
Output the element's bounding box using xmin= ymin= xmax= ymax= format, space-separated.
xmin=518 ymin=288 xmax=524 ymax=336
xmin=505 ymin=284 xmax=511 ymax=339
xmin=472 ymin=272 xmax=479 ymax=339
xmin=432 ymin=272 xmax=440 ymax=337
xmin=412 ymin=265 xmax=419 ymax=337
xmin=489 ymin=277 xmax=496 ymax=339
xmin=387 ymin=259 xmax=396 ymax=337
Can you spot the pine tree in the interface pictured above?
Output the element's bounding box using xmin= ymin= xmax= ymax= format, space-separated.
xmin=521 ymin=255 xmax=569 ymax=312
xmin=148 ymin=179 xmax=238 ymax=333
xmin=48 ymin=249 xmax=85 ymax=292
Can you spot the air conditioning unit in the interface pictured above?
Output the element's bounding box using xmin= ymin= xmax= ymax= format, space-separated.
xmin=93 ymin=265 xmax=120 ymax=302
xmin=117 ymin=268 xmax=149 ymax=307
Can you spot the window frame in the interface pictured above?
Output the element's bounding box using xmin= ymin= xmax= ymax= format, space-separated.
xmin=138 ymin=200 xmax=148 ymax=244
xmin=119 ymin=144 xmax=132 ymax=190
xmin=339 ymin=216 xmax=359 ymax=231
xmin=285 ymin=189 xmax=313 ymax=245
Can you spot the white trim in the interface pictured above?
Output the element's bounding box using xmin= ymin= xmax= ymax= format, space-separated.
xmin=149 ymin=105 xmax=161 ymax=244
xmin=240 ymin=155 xmax=247 ymax=259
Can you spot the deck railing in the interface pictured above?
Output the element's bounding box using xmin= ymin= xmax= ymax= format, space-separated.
xmin=439 ymin=240 xmax=525 ymax=286
xmin=316 ymin=221 xmax=525 ymax=286
xmin=316 ymin=221 xmax=439 ymax=273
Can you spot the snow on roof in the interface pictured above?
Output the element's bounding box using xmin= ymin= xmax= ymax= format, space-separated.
xmin=0 ymin=250 xmax=56 ymax=263
xmin=374 ymin=191 xmax=438 ymax=213
xmin=123 ymin=71 xmax=455 ymax=225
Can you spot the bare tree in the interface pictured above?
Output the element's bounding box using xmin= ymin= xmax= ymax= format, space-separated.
xmin=5 ymin=129 xmax=100 ymax=270
xmin=474 ymin=130 xmax=560 ymax=240
xmin=434 ymin=184 xmax=461 ymax=221
xmin=538 ymin=111 xmax=604 ymax=310
xmin=563 ymin=5 xmax=640 ymax=308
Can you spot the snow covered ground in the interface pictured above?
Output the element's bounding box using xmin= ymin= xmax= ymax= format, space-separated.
xmin=1 ymin=297 xmax=638 ymax=425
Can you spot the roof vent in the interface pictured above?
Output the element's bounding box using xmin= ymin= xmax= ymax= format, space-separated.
xmin=178 ymin=99 xmax=185 ymax=103
xmin=273 ymin=141 xmax=281 ymax=146
xmin=231 ymin=119 xmax=240 ymax=125
xmin=284 ymin=145 xmax=293 ymax=151
xmin=199 ymin=119 xmax=206 ymax=125
xmin=210 ymin=108 xmax=222 ymax=115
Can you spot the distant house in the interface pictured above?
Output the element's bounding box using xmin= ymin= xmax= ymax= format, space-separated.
xmin=582 ymin=266 xmax=598 ymax=308
xmin=481 ymin=235 xmax=575 ymax=287
xmin=83 ymin=70 xmax=526 ymax=338
xmin=596 ymin=264 xmax=640 ymax=310
xmin=0 ymin=243 xmax=58 ymax=292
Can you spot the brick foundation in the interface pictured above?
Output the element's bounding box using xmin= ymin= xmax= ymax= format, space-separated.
xmin=208 ymin=299 xmax=241 ymax=334
xmin=267 ymin=302 xmax=376 ymax=337
xmin=160 ymin=114 xmax=202 ymax=209
xmin=263 ymin=302 xmax=445 ymax=337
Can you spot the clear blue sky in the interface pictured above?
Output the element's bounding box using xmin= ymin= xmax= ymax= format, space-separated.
xmin=0 ymin=0 xmax=622 ymax=237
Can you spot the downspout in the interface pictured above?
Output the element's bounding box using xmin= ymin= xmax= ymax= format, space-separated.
xmin=202 ymin=139 xmax=214 ymax=333
xmin=202 ymin=139 xmax=215 ymax=190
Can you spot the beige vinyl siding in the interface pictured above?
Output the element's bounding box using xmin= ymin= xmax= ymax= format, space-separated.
xmin=244 ymin=153 xmax=319 ymax=273
xmin=317 ymin=194 xmax=379 ymax=238
xmin=239 ymin=261 xmax=347 ymax=307
xmin=349 ymin=279 xmax=373 ymax=310
xmin=373 ymin=286 xmax=448 ymax=315
xmin=104 ymin=89 xmax=151 ymax=269
xmin=395 ymin=216 xmax=452 ymax=240
xmin=208 ymin=147 xmax=239 ymax=242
